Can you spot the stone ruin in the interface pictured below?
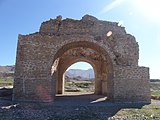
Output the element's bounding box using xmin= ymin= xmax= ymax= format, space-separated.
xmin=13 ymin=15 xmax=151 ymax=103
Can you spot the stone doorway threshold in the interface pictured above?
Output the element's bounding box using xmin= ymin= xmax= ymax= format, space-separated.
xmin=55 ymin=92 xmax=109 ymax=106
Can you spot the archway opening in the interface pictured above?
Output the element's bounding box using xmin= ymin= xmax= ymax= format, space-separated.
xmin=52 ymin=41 xmax=114 ymax=101
xmin=64 ymin=62 xmax=95 ymax=94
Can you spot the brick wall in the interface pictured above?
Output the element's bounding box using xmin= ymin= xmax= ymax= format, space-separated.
xmin=13 ymin=15 xmax=150 ymax=103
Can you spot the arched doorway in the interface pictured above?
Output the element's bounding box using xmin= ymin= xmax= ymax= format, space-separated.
xmin=13 ymin=15 xmax=150 ymax=103
xmin=63 ymin=62 xmax=95 ymax=94
xmin=51 ymin=41 xmax=114 ymax=100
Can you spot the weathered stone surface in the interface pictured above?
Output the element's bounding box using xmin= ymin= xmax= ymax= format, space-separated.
xmin=13 ymin=15 xmax=151 ymax=103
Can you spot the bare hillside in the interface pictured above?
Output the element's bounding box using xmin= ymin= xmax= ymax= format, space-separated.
xmin=0 ymin=66 xmax=15 ymax=73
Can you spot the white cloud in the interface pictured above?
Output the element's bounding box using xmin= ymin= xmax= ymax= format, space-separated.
xmin=100 ymin=0 xmax=126 ymax=14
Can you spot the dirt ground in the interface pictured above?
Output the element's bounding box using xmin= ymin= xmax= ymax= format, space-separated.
xmin=0 ymin=81 xmax=160 ymax=120
xmin=0 ymin=91 xmax=160 ymax=120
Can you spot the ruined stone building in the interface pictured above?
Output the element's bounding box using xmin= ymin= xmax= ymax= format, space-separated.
xmin=13 ymin=15 xmax=151 ymax=103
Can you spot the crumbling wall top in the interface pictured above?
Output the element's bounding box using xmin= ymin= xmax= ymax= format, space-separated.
xmin=39 ymin=15 xmax=126 ymax=36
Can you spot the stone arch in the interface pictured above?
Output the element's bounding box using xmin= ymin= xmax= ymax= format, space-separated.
xmin=13 ymin=15 xmax=150 ymax=103
xmin=52 ymin=40 xmax=114 ymax=73
xmin=51 ymin=40 xmax=114 ymax=100
xmin=57 ymin=59 xmax=96 ymax=95
xmin=54 ymin=40 xmax=116 ymax=66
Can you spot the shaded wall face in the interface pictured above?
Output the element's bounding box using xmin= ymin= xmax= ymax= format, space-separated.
xmin=13 ymin=34 xmax=115 ymax=102
xmin=13 ymin=36 xmax=56 ymax=102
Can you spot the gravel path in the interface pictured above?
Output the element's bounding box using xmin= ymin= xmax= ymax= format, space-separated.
xmin=0 ymin=93 xmax=153 ymax=120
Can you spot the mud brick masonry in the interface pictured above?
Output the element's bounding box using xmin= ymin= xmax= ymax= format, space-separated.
xmin=13 ymin=15 xmax=151 ymax=103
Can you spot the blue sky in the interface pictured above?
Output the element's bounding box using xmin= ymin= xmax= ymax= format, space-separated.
xmin=0 ymin=0 xmax=160 ymax=79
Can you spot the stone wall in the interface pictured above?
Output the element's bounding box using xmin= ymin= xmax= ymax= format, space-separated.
xmin=13 ymin=15 xmax=150 ymax=103
xmin=114 ymin=66 xmax=150 ymax=102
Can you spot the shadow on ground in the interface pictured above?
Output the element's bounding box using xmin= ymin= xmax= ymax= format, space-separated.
xmin=0 ymin=89 xmax=150 ymax=120
xmin=54 ymin=93 xmax=149 ymax=118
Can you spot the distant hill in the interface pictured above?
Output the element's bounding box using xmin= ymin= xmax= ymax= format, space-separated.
xmin=0 ymin=65 xmax=160 ymax=83
xmin=150 ymin=79 xmax=160 ymax=82
xmin=66 ymin=68 xmax=94 ymax=80
xmin=0 ymin=65 xmax=15 ymax=78
xmin=2 ymin=65 xmax=159 ymax=82
xmin=0 ymin=65 xmax=94 ymax=80
xmin=0 ymin=65 xmax=15 ymax=73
